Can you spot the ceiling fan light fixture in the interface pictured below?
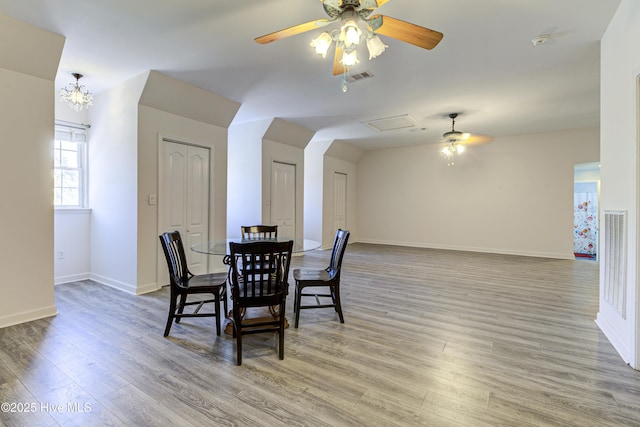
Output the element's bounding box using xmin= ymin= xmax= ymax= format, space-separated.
xmin=254 ymin=0 xmax=443 ymax=84
xmin=366 ymin=34 xmax=388 ymax=59
xmin=341 ymin=49 xmax=359 ymax=67
xmin=441 ymin=141 xmax=463 ymax=166
xmin=311 ymin=32 xmax=333 ymax=57
xmin=340 ymin=19 xmax=361 ymax=47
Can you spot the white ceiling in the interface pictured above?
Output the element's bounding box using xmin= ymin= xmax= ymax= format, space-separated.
xmin=0 ymin=0 xmax=621 ymax=150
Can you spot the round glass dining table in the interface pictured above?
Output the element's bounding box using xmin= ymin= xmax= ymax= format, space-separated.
xmin=190 ymin=237 xmax=321 ymax=256
xmin=190 ymin=237 xmax=321 ymax=334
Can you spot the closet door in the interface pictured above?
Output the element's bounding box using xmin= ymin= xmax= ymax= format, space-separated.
xmin=270 ymin=161 xmax=296 ymax=238
xmin=333 ymin=172 xmax=347 ymax=232
xmin=159 ymin=140 xmax=210 ymax=279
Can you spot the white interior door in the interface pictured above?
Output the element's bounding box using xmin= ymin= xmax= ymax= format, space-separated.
xmin=333 ymin=172 xmax=347 ymax=231
xmin=271 ymin=161 xmax=296 ymax=238
xmin=185 ymin=147 xmax=210 ymax=273
xmin=159 ymin=140 xmax=210 ymax=280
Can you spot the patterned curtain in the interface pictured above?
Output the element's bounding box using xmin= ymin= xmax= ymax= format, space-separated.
xmin=574 ymin=191 xmax=598 ymax=256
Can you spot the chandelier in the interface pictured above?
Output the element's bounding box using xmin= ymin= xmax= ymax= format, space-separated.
xmin=60 ymin=73 xmax=93 ymax=111
xmin=310 ymin=7 xmax=387 ymax=92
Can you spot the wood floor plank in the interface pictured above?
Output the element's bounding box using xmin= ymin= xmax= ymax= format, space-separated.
xmin=2 ymin=244 xmax=640 ymax=426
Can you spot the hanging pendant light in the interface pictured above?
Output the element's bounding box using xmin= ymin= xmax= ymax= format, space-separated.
xmin=60 ymin=73 xmax=93 ymax=111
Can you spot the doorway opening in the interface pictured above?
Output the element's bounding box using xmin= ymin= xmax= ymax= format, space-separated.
xmin=574 ymin=162 xmax=600 ymax=260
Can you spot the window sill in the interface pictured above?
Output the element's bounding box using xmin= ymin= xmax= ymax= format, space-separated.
xmin=54 ymin=208 xmax=92 ymax=214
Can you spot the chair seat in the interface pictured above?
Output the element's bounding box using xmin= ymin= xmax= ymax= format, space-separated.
xmin=293 ymin=268 xmax=333 ymax=283
xmin=181 ymin=272 xmax=228 ymax=290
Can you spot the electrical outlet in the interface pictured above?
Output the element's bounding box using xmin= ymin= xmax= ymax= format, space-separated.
xmin=57 ymin=251 xmax=64 ymax=259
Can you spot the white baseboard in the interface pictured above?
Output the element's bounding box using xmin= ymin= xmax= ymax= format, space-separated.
xmin=135 ymin=282 xmax=162 ymax=295
xmin=595 ymin=313 xmax=631 ymax=365
xmin=355 ymin=238 xmax=574 ymax=260
xmin=54 ymin=273 xmax=91 ymax=285
xmin=0 ymin=305 xmax=58 ymax=329
xmin=89 ymin=273 xmax=158 ymax=295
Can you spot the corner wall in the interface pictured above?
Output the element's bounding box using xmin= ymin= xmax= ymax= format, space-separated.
xmin=229 ymin=118 xmax=314 ymax=239
xmin=0 ymin=15 xmax=64 ymax=327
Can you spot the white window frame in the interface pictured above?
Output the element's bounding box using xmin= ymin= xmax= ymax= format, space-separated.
xmin=54 ymin=120 xmax=89 ymax=209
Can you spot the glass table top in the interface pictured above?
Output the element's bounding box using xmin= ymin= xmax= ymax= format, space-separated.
xmin=190 ymin=237 xmax=321 ymax=255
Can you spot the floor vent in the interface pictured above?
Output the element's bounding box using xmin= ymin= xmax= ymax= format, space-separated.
xmin=604 ymin=210 xmax=627 ymax=317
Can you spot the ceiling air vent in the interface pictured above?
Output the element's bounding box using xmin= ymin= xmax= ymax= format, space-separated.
xmin=347 ymin=71 xmax=374 ymax=83
xmin=363 ymin=114 xmax=423 ymax=132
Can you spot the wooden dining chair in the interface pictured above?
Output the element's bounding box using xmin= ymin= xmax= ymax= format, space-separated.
xmin=240 ymin=225 xmax=278 ymax=240
xmin=228 ymin=240 xmax=293 ymax=365
xmin=293 ymin=229 xmax=350 ymax=328
xmin=159 ymin=231 xmax=228 ymax=337
xmin=240 ymin=225 xmax=279 ymax=274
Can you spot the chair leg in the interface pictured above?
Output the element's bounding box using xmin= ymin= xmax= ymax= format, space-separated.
xmin=234 ymin=306 xmax=242 ymax=365
xmin=333 ymin=285 xmax=344 ymax=323
xmin=278 ymin=300 xmax=285 ymax=360
xmin=294 ymin=283 xmax=302 ymax=328
xmin=164 ymin=292 xmax=178 ymax=337
xmin=222 ymin=286 xmax=228 ymax=320
xmin=214 ymin=291 xmax=221 ymax=337
xmin=175 ymin=294 xmax=187 ymax=323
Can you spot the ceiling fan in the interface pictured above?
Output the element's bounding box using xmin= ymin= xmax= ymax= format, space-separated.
xmin=254 ymin=0 xmax=444 ymax=76
xmin=442 ymin=113 xmax=494 ymax=145
xmin=441 ymin=113 xmax=494 ymax=165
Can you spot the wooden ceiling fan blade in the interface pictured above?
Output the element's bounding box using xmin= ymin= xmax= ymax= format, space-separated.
xmin=368 ymin=15 xmax=443 ymax=50
xmin=333 ymin=45 xmax=346 ymax=76
xmin=255 ymin=18 xmax=334 ymax=44
xmin=460 ymin=134 xmax=495 ymax=146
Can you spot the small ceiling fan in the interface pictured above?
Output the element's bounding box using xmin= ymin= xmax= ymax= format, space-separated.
xmin=442 ymin=113 xmax=494 ymax=145
xmin=440 ymin=113 xmax=494 ymax=165
xmin=254 ymin=0 xmax=443 ymax=76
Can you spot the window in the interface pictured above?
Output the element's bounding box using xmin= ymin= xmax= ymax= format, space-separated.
xmin=54 ymin=121 xmax=88 ymax=208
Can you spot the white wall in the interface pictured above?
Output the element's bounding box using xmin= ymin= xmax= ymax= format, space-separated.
xmin=228 ymin=119 xmax=272 ymax=236
xmin=0 ymin=15 xmax=64 ymax=327
xmin=87 ymin=73 xmax=146 ymax=294
xmin=304 ymin=139 xmax=333 ymax=244
xmin=597 ymin=0 xmax=640 ymax=367
xmin=356 ymin=128 xmax=599 ymax=259
xmin=54 ymin=210 xmax=91 ymax=284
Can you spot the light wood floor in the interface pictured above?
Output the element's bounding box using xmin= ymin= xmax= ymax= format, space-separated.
xmin=1 ymin=244 xmax=640 ymax=426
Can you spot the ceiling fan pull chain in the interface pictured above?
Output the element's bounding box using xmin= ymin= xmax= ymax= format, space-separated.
xmin=342 ymin=68 xmax=349 ymax=92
